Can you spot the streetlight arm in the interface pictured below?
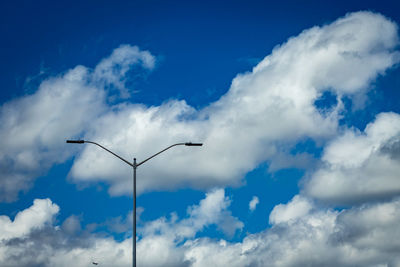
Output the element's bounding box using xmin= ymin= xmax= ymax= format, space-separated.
xmin=66 ymin=140 xmax=133 ymax=167
xmin=136 ymin=143 xmax=185 ymax=167
xmin=136 ymin=142 xmax=202 ymax=167
xmin=84 ymin=141 xmax=134 ymax=167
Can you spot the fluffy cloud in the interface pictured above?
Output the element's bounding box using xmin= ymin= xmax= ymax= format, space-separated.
xmin=0 ymin=198 xmax=132 ymax=266
xmin=186 ymin=196 xmax=400 ymax=267
xmin=249 ymin=196 xmax=259 ymax=212
xmin=0 ymin=12 xmax=398 ymax=199
xmin=137 ymin=188 xmax=243 ymax=266
xmin=70 ymin=11 xmax=400 ymax=196
xmin=0 ymin=189 xmax=243 ymax=267
xmin=180 ymin=195 xmax=400 ymax=267
xmin=0 ymin=45 xmax=155 ymax=202
xmin=93 ymin=44 xmax=155 ymax=98
xmin=269 ymin=195 xmax=312 ymax=224
xmin=0 ymin=198 xmax=59 ymax=240
xmin=304 ymin=112 xmax=400 ymax=204
xmin=139 ymin=189 xmax=243 ymax=241
xmin=3 ymin=193 xmax=400 ymax=266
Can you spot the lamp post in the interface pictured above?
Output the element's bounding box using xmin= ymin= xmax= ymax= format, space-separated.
xmin=66 ymin=140 xmax=202 ymax=267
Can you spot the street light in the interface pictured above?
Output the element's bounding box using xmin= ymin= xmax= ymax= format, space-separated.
xmin=66 ymin=139 xmax=202 ymax=267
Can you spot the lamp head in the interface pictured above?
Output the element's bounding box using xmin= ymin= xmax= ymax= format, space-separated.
xmin=66 ymin=140 xmax=85 ymax=144
xmin=185 ymin=142 xmax=203 ymax=146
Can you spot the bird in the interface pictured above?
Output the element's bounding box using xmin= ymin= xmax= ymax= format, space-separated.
xmin=92 ymin=262 xmax=99 ymax=265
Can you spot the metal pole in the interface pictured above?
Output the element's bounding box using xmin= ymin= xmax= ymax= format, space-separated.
xmin=133 ymin=158 xmax=137 ymax=267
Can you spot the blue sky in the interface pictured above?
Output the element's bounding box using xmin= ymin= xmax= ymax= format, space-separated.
xmin=1 ymin=1 xmax=400 ymax=266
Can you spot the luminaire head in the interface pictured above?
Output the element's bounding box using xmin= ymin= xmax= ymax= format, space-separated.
xmin=185 ymin=142 xmax=203 ymax=146
xmin=66 ymin=140 xmax=85 ymax=144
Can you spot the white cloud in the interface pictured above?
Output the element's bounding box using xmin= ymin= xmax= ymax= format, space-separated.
xmin=269 ymin=195 xmax=313 ymax=224
xmin=0 ymin=198 xmax=132 ymax=267
xmin=0 ymin=190 xmax=242 ymax=267
xmin=0 ymin=45 xmax=155 ymax=202
xmin=2 ymin=192 xmax=400 ymax=266
xmin=93 ymin=44 xmax=155 ymax=98
xmin=70 ymin=11 xmax=400 ymax=196
xmin=137 ymin=188 xmax=243 ymax=266
xmin=181 ymin=195 xmax=400 ymax=267
xmin=304 ymin=112 xmax=400 ymax=204
xmin=249 ymin=196 xmax=259 ymax=212
xmin=0 ymin=12 xmax=398 ymax=200
xmin=47 ymin=238 xmax=132 ymax=267
xmin=0 ymin=198 xmax=59 ymax=241
xmin=139 ymin=188 xmax=243 ymax=240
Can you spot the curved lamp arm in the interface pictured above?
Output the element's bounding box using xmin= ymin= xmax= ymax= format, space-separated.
xmin=136 ymin=142 xmax=202 ymax=167
xmin=66 ymin=140 xmax=133 ymax=167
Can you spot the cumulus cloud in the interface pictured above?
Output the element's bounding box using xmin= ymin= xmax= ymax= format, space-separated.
xmin=139 ymin=189 xmax=243 ymax=241
xmin=0 ymin=198 xmax=132 ymax=266
xmin=185 ymin=196 xmax=400 ymax=267
xmin=180 ymin=195 xmax=400 ymax=267
xmin=4 ymin=193 xmax=400 ymax=266
xmin=0 ymin=45 xmax=155 ymax=202
xmin=0 ymin=198 xmax=59 ymax=240
xmin=249 ymin=196 xmax=259 ymax=212
xmin=0 ymin=189 xmax=243 ymax=267
xmin=304 ymin=112 xmax=400 ymax=204
xmin=269 ymin=195 xmax=312 ymax=224
xmin=137 ymin=188 xmax=243 ymax=266
xmin=93 ymin=44 xmax=155 ymax=98
xmin=70 ymin=11 xmax=400 ymax=196
xmin=0 ymin=12 xmax=398 ymax=200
